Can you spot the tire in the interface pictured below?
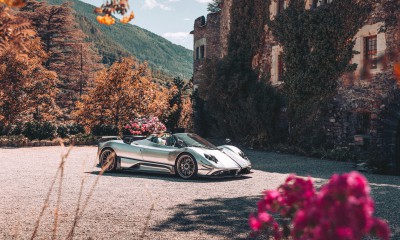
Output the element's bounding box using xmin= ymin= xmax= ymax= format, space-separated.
xmin=175 ymin=153 xmax=198 ymax=179
xmin=99 ymin=148 xmax=117 ymax=172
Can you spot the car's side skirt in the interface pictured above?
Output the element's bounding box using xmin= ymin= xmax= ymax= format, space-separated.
xmin=120 ymin=157 xmax=175 ymax=174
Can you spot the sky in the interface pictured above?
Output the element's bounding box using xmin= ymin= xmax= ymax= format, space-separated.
xmin=81 ymin=0 xmax=213 ymax=50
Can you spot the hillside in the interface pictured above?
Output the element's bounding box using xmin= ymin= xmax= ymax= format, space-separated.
xmin=46 ymin=0 xmax=193 ymax=79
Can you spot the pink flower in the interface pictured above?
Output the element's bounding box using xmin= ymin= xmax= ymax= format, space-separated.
xmin=273 ymin=221 xmax=282 ymax=240
xmin=336 ymin=227 xmax=354 ymax=239
xmin=371 ymin=219 xmax=390 ymax=240
xmin=249 ymin=214 xmax=262 ymax=231
xmin=258 ymin=212 xmax=272 ymax=223
xmin=250 ymin=172 xmax=390 ymax=240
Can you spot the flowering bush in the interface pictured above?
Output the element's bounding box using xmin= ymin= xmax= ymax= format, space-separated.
xmin=124 ymin=116 xmax=166 ymax=136
xmin=249 ymin=172 xmax=390 ymax=240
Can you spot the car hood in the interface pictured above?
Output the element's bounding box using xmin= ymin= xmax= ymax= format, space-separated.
xmin=190 ymin=147 xmax=249 ymax=169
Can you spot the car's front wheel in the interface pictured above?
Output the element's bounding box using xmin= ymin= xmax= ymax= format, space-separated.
xmin=176 ymin=154 xmax=198 ymax=179
xmin=99 ymin=148 xmax=117 ymax=172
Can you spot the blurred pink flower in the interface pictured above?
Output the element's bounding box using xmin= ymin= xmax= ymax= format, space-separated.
xmin=250 ymin=172 xmax=390 ymax=240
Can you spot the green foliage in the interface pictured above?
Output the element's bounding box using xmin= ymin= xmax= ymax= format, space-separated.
xmin=23 ymin=121 xmax=57 ymax=140
xmin=207 ymin=0 xmax=221 ymax=13
xmin=91 ymin=124 xmax=118 ymax=136
xmin=46 ymin=0 xmax=193 ymax=79
xmin=56 ymin=125 xmax=69 ymax=138
xmin=71 ymin=133 xmax=97 ymax=145
xmin=56 ymin=123 xmax=85 ymax=138
xmin=381 ymin=0 xmax=400 ymax=28
xmin=268 ymin=0 xmax=375 ymax=147
xmin=0 ymin=123 xmax=24 ymax=136
xmin=68 ymin=123 xmax=85 ymax=135
xmin=200 ymin=0 xmax=282 ymax=146
xmin=166 ymin=77 xmax=192 ymax=131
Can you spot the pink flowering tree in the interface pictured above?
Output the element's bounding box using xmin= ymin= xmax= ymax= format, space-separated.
xmin=124 ymin=116 xmax=166 ymax=136
xmin=249 ymin=171 xmax=390 ymax=240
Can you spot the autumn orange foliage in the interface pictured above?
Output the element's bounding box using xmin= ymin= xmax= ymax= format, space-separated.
xmin=120 ymin=11 xmax=134 ymax=24
xmin=73 ymin=57 xmax=171 ymax=134
xmin=0 ymin=0 xmax=26 ymax=8
xmin=94 ymin=0 xmax=134 ymax=25
xmin=96 ymin=14 xmax=115 ymax=25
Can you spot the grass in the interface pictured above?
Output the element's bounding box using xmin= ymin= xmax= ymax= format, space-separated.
xmin=30 ymin=140 xmax=111 ymax=239
xmin=27 ymin=141 xmax=156 ymax=239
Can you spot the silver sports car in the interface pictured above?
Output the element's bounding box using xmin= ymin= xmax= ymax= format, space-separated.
xmin=97 ymin=133 xmax=252 ymax=179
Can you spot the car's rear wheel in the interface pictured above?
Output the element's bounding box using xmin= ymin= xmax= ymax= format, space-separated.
xmin=176 ymin=154 xmax=198 ymax=179
xmin=99 ymin=148 xmax=117 ymax=172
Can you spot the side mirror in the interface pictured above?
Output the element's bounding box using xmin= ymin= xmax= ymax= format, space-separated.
xmin=225 ymin=138 xmax=231 ymax=144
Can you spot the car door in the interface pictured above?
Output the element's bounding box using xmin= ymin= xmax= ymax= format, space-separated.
xmin=140 ymin=142 xmax=177 ymax=166
xmin=119 ymin=141 xmax=144 ymax=168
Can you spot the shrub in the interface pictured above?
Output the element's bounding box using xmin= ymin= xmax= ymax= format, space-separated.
xmin=9 ymin=123 xmax=24 ymax=136
xmin=23 ymin=121 xmax=57 ymax=140
xmin=249 ymin=172 xmax=390 ymax=240
xmin=91 ymin=124 xmax=118 ymax=136
xmin=71 ymin=133 xmax=96 ymax=145
xmin=57 ymin=125 xmax=69 ymax=138
xmin=0 ymin=122 xmax=5 ymax=136
xmin=68 ymin=123 xmax=85 ymax=135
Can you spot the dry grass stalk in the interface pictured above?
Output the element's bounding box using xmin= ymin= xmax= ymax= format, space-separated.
xmin=66 ymin=157 xmax=89 ymax=240
xmin=66 ymin=152 xmax=114 ymax=239
xmin=30 ymin=139 xmax=73 ymax=240
xmin=52 ymin=140 xmax=72 ymax=240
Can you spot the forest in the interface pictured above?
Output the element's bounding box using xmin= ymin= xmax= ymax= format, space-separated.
xmin=0 ymin=0 xmax=193 ymax=142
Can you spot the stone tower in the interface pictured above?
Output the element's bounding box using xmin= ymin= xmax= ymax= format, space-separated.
xmin=190 ymin=0 xmax=232 ymax=86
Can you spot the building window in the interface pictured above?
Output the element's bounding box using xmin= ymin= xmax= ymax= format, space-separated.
xmin=200 ymin=45 xmax=205 ymax=59
xmin=355 ymin=112 xmax=371 ymax=135
xmin=365 ymin=35 xmax=377 ymax=69
xmin=195 ymin=45 xmax=205 ymax=60
xmin=277 ymin=0 xmax=285 ymax=14
xmin=278 ymin=54 xmax=284 ymax=82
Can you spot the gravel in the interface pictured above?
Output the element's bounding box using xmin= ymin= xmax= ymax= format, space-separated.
xmin=0 ymin=146 xmax=399 ymax=239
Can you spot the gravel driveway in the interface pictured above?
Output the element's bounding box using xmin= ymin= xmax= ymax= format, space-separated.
xmin=0 ymin=146 xmax=399 ymax=239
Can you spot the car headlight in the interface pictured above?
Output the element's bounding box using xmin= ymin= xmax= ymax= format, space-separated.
xmin=239 ymin=151 xmax=249 ymax=160
xmin=204 ymin=153 xmax=218 ymax=163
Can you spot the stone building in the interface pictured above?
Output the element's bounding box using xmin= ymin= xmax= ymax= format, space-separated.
xmin=191 ymin=0 xmax=400 ymax=173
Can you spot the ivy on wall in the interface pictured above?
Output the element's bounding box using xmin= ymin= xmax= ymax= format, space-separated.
xmin=268 ymin=0 xmax=375 ymax=148
xmin=199 ymin=0 xmax=282 ymax=146
xmin=198 ymin=0 xmax=377 ymax=148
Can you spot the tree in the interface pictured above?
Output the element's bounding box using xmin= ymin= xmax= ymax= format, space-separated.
xmin=73 ymin=57 xmax=170 ymax=134
xmin=207 ymin=0 xmax=222 ymax=13
xmin=165 ymin=77 xmax=193 ymax=131
xmin=0 ymin=10 xmax=59 ymax=124
xmin=20 ymin=0 xmax=103 ymax=118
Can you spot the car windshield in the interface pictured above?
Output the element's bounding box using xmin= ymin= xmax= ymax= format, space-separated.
xmin=175 ymin=133 xmax=217 ymax=149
